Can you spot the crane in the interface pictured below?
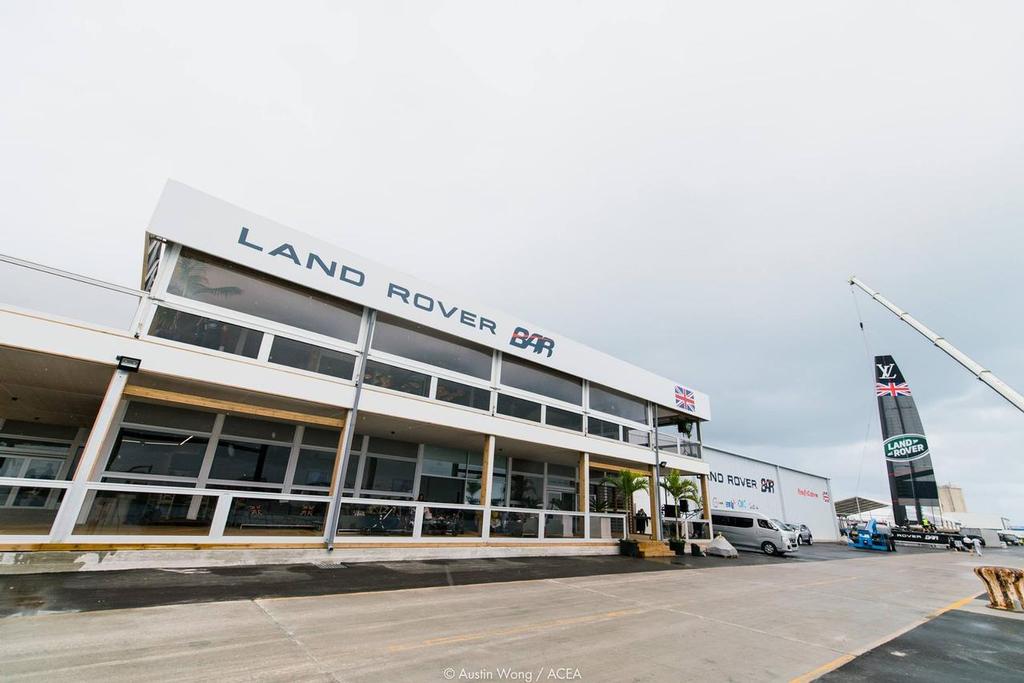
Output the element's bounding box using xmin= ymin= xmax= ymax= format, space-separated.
xmin=848 ymin=276 xmax=1024 ymax=414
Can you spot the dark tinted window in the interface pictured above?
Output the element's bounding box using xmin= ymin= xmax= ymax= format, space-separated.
xmin=589 ymin=384 xmax=647 ymax=424
xmin=169 ymin=250 xmax=363 ymax=342
xmin=587 ymin=417 xmax=620 ymax=440
xmin=500 ymin=356 xmax=582 ymax=405
xmin=363 ymin=360 xmax=430 ymax=396
xmin=209 ymin=440 xmax=290 ymax=484
xmin=372 ymin=313 xmax=492 ymax=379
xmin=293 ymin=450 xmax=336 ymax=487
xmin=497 ymin=394 xmax=541 ymax=422
xmin=221 ymin=416 xmax=294 ymax=443
xmin=149 ymin=307 xmax=262 ymax=358
xmin=122 ymin=403 xmax=217 ymax=432
xmin=546 ymin=406 xmax=583 ymax=431
xmin=436 ymin=378 xmax=490 ymax=411
xmin=105 ymin=429 xmax=208 ymax=478
xmin=269 ymin=337 xmax=355 ymax=379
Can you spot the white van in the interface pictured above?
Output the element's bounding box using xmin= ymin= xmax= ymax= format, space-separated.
xmin=711 ymin=509 xmax=799 ymax=555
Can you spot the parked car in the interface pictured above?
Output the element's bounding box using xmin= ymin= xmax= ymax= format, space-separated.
xmin=998 ymin=532 xmax=1021 ymax=546
xmin=774 ymin=521 xmax=813 ymax=545
xmin=711 ymin=510 xmax=799 ymax=556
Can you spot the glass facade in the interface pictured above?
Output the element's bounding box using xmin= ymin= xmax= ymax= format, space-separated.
xmin=500 ymin=355 xmax=582 ymax=405
xmin=363 ymin=360 xmax=430 ymax=396
xmin=169 ymin=250 xmax=363 ymax=342
xmin=436 ymin=378 xmax=490 ymax=411
xmin=149 ymin=307 xmax=262 ymax=358
xmin=496 ymin=394 xmax=541 ymax=422
xmin=589 ymin=383 xmax=647 ymax=424
xmin=372 ymin=313 xmax=492 ymax=379
xmin=268 ymin=337 xmax=355 ymax=379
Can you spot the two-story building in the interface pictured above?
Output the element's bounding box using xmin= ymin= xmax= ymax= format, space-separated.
xmin=0 ymin=181 xmax=712 ymax=558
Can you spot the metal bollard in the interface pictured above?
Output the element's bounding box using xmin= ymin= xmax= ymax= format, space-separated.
xmin=973 ymin=566 xmax=1024 ymax=611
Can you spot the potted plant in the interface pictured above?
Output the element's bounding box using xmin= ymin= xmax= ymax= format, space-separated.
xmin=660 ymin=472 xmax=702 ymax=553
xmin=600 ymin=470 xmax=649 ymax=554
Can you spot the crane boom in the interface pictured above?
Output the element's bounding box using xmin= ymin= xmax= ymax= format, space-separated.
xmin=849 ymin=276 xmax=1024 ymax=414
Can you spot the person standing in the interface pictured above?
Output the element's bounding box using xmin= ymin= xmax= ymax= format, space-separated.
xmin=635 ymin=508 xmax=649 ymax=535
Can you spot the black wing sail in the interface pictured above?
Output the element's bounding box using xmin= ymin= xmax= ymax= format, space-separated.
xmin=874 ymin=355 xmax=939 ymax=526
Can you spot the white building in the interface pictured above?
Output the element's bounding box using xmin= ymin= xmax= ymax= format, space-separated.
xmin=703 ymin=446 xmax=840 ymax=541
xmin=0 ymin=181 xmax=714 ymax=557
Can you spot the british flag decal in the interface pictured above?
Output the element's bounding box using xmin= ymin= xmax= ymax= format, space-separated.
xmin=875 ymin=382 xmax=912 ymax=398
xmin=674 ymin=385 xmax=696 ymax=411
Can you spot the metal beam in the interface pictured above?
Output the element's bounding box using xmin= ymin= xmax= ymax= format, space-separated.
xmin=849 ymin=276 xmax=1024 ymax=414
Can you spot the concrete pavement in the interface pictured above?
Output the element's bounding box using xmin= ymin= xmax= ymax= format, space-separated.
xmin=1 ymin=547 xmax=1021 ymax=682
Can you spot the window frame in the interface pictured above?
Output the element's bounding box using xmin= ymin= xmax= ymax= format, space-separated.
xmin=159 ymin=247 xmax=366 ymax=351
xmin=498 ymin=355 xmax=583 ymax=409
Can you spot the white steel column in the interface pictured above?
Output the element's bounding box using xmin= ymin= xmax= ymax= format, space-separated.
xmin=49 ymin=368 xmax=130 ymax=541
xmin=188 ymin=413 xmax=225 ymax=518
xmin=580 ymin=452 xmax=590 ymax=539
xmin=480 ymin=435 xmax=496 ymax=540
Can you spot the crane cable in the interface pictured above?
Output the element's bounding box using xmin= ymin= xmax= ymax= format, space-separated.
xmin=850 ymin=286 xmax=878 ymax=521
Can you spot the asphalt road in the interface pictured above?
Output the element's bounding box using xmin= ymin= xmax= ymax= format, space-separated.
xmin=1 ymin=542 xmax=902 ymax=618
xmin=1 ymin=545 xmax=1021 ymax=681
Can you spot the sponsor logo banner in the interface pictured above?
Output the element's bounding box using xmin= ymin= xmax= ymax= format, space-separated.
xmin=883 ymin=433 xmax=930 ymax=461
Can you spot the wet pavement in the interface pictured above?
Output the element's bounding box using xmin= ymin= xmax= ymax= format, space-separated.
xmin=1 ymin=542 xmax=898 ymax=618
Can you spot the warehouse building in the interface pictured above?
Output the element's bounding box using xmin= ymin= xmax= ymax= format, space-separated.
xmin=0 ymin=181 xmax=712 ymax=556
xmin=703 ymin=446 xmax=840 ymax=542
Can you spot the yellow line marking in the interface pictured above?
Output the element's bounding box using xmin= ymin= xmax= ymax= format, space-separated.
xmin=793 ymin=576 xmax=859 ymax=589
xmin=931 ymin=593 xmax=978 ymax=617
xmin=788 ymin=592 xmax=983 ymax=682
xmin=788 ymin=654 xmax=855 ymax=683
xmin=387 ymin=608 xmax=644 ymax=653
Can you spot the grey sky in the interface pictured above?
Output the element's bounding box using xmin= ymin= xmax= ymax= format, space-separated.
xmin=2 ymin=2 xmax=1022 ymax=518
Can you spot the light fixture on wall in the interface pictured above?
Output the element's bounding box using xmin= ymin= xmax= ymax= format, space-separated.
xmin=116 ymin=355 xmax=142 ymax=373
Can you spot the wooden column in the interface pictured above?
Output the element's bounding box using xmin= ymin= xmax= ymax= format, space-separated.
xmin=700 ymin=474 xmax=713 ymax=539
xmin=578 ymin=453 xmax=589 ymax=513
xmin=648 ymin=467 xmax=659 ymax=540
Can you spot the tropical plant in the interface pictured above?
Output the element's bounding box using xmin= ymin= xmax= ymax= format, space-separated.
xmin=172 ymin=257 xmax=242 ymax=299
xmin=660 ymin=472 xmax=702 ymax=542
xmin=600 ymin=470 xmax=649 ymax=535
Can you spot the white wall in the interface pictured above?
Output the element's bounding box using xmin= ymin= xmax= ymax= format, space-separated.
xmin=703 ymin=447 xmax=839 ymax=541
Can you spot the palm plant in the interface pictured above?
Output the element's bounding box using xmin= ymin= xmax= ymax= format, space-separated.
xmin=660 ymin=472 xmax=702 ymax=542
xmin=171 ymin=257 xmax=242 ymax=299
xmin=600 ymin=470 xmax=649 ymax=535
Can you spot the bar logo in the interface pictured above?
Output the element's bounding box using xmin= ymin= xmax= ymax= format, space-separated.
xmin=509 ymin=326 xmax=555 ymax=357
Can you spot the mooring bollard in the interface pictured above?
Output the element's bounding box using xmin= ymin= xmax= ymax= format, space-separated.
xmin=973 ymin=566 xmax=1024 ymax=611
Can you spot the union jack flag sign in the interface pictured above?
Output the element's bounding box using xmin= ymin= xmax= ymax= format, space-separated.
xmin=875 ymin=382 xmax=912 ymax=398
xmin=674 ymin=385 xmax=696 ymax=411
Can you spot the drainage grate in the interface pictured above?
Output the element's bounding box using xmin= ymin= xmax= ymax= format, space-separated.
xmin=312 ymin=562 xmax=348 ymax=569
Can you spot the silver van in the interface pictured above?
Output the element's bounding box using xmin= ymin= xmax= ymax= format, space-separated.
xmin=711 ymin=509 xmax=799 ymax=555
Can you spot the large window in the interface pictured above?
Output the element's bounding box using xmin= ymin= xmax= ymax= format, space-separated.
xmin=208 ymin=417 xmax=294 ymax=486
xmin=103 ymin=404 xmax=218 ymax=484
xmin=436 ymin=378 xmax=490 ymax=411
xmin=106 ymin=429 xmax=209 ymax=479
xmin=149 ymin=307 xmax=262 ymax=358
xmin=589 ymin=384 xmax=648 ymax=424
xmin=419 ymin=445 xmax=483 ymax=504
xmin=500 ymin=356 xmax=582 ymax=405
xmin=371 ymin=313 xmax=492 ymax=379
xmin=268 ymin=337 xmax=355 ymax=380
xmin=497 ymin=394 xmax=541 ymax=422
xmin=168 ymin=250 xmax=363 ymax=342
xmin=363 ymin=360 xmax=430 ymax=396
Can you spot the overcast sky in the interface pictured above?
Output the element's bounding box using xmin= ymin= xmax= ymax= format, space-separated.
xmin=2 ymin=2 xmax=1022 ymax=520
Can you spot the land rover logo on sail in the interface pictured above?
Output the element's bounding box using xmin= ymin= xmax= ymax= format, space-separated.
xmin=883 ymin=434 xmax=930 ymax=461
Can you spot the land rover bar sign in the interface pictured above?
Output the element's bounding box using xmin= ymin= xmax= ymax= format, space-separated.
xmin=883 ymin=434 xmax=929 ymax=461
xmin=873 ymin=355 xmax=940 ymax=526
